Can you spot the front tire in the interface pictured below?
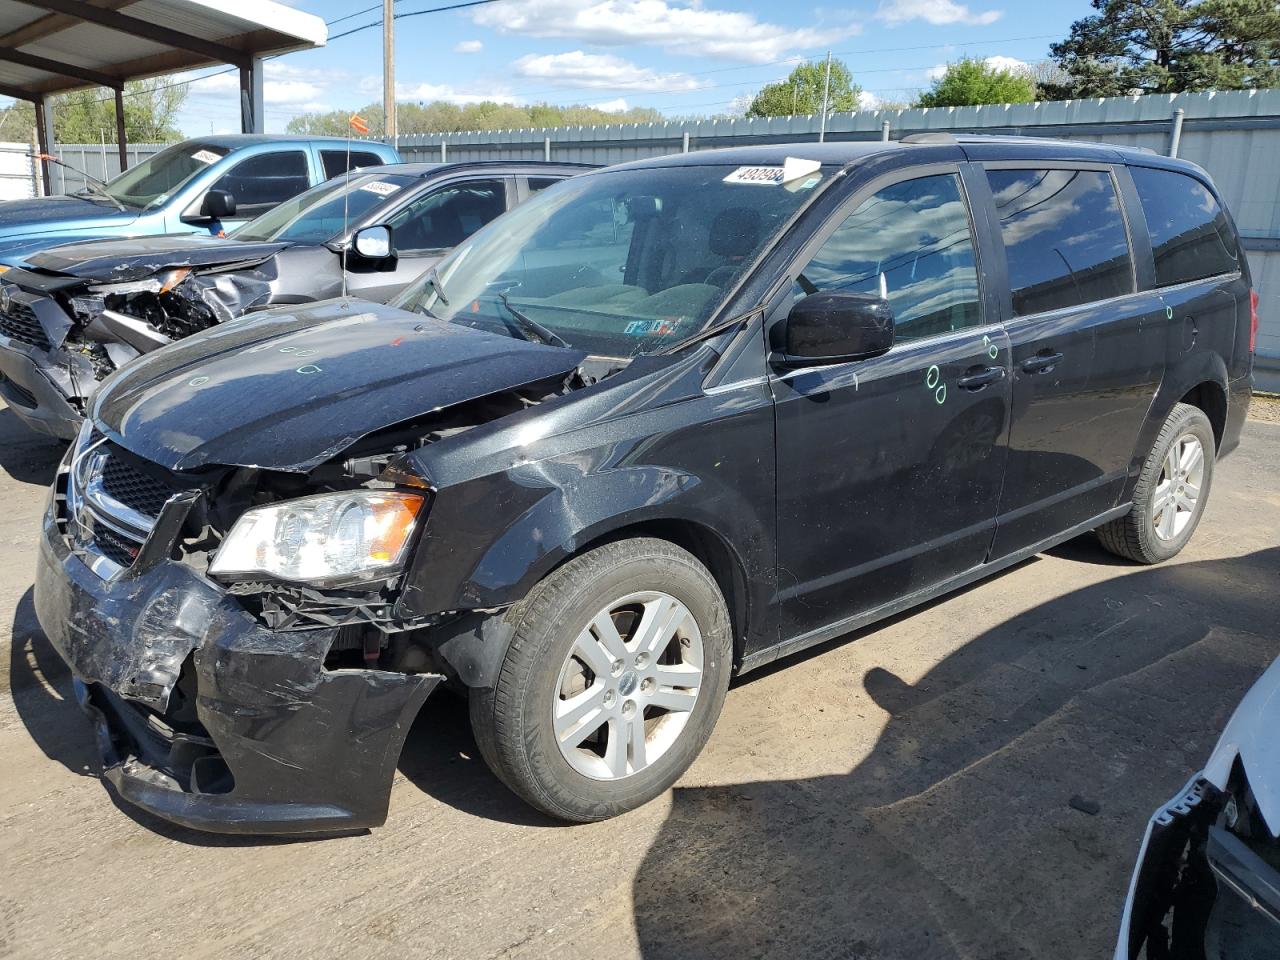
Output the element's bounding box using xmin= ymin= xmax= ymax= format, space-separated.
xmin=1097 ymin=402 xmax=1215 ymax=564
xmin=469 ymin=538 xmax=732 ymax=822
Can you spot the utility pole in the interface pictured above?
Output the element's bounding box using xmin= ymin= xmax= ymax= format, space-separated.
xmin=383 ymin=0 xmax=397 ymax=145
xmin=818 ymin=50 xmax=832 ymax=143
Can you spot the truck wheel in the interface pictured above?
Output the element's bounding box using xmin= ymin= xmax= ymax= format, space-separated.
xmin=1097 ymin=402 xmax=1215 ymax=564
xmin=469 ymin=538 xmax=731 ymax=822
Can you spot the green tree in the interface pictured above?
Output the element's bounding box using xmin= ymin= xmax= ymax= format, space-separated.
xmin=915 ymin=57 xmax=1037 ymax=107
xmin=287 ymin=99 xmax=665 ymax=136
xmin=745 ymin=59 xmax=862 ymax=118
xmin=0 ymin=78 xmax=185 ymax=144
xmin=1047 ymin=0 xmax=1280 ymax=98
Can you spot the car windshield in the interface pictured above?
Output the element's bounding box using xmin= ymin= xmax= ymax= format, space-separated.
xmin=389 ymin=162 xmax=830 ymax=357
xmin=99 ymin=141 xmax=232 ymax=210
xmin=233 ymin=173 xmax=416 ymax=244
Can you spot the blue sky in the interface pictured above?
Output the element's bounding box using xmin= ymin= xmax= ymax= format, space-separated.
xmin=184 ymin=0 xmax=1089 ymax=134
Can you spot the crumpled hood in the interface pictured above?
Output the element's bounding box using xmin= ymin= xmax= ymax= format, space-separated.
xmin=27 ymin=233 xmax=289 ymax=282
xmin=0 ymin=193 xmax=137 ymax=237
xmin=92 ymin=298 xmax=587 ymax=473
xmin=1204 ymin=655 xmax=1280 ymax=836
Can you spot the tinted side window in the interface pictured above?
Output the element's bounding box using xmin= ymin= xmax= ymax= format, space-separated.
xmin=795 ymin=173 xmax=981 ymax=343
xmin=1131 ymin=167 xmax=1240 ymax=286
xmin=212 ymin=151 xmax=311 ymax=218
xmin=528 ymin=177 xmax=562 ymax=194
xmin=387 ymin=179 xmax=506 ymax=253
xmin=321 ymin=150 xmax=385 ymax=179
xmin=988 ymin=168 xmax=1133 ymax=317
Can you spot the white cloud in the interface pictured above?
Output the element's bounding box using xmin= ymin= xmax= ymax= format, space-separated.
xmin=875 ymin=0 xmax=1001 ymax=26
xmin=513 ymin=51 xmax=704 ymax=92
xmin=857 ymin=90 xmax=881 ymax=110
xmin=472 ymin=0 xmax=858 ymax=63
xmin=594 ymin=97 xmax=629 ymax=111
xmin=395 ymin=81 xmax=521 ymax=105
xmin=454 ymin=39 xmax=484 ymax=53
xmin=189 ymin=62 xmax=335 ymax=107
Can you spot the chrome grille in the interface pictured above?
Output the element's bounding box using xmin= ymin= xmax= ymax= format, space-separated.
xmin=0 ymin=299 xmax=51 ymax=350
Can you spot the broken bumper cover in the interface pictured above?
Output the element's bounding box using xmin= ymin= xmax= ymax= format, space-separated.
xmin=0 ymin=337 xmax=82 ymax=439
xmin=34 ymin=510 xmax=441 ymax=835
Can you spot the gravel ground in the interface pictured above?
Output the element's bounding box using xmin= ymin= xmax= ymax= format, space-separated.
xmin=1 ymin=403 xmax=1277 ymax=960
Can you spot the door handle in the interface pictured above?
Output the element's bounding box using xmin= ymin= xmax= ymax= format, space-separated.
xmin=1021 ymin=351 xmax=1064 ymax=374
xmin=957 ymin=365 xmax=1007 ymax=390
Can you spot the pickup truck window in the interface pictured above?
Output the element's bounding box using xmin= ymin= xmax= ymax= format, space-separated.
xmin=989 ymin=168 xmax=1134 ymax=316
xmin=211 ymin=151 xmax=312 ymax=219
xmin=320 ymin=149 xmax=387 ymax=179
xmin=794 ymin=173 xmax=981 ymax=343
xmin=102 ymin=140 xmax=231 ymax=210
xmin=1131 ymin=167 xmax=1241 ymax=287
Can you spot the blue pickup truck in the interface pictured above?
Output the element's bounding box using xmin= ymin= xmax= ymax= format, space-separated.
xmin=0 ymin=134 xmax=399 ymax=268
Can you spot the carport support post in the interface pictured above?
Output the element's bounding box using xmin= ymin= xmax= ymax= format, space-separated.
xmin=1168 ymin=107 xmax=1185 ymax=158
xmin=240 ymin=59 xmax=265 ymax=134
xmin=114 ymin=86 xmax=128 ymax=172
xmin=33 ymin=95 xmax=51 ymax=196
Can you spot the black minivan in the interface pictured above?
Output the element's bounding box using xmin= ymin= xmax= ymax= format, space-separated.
xmin=35 ymin=136 xmax=1256 ymax=834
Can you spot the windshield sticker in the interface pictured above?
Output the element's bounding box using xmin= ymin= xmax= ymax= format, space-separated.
xmin=724 ymin=166 xmax=787 ymax=186
xmin=359 ymin=181 xmax=400 ymax=197
xmin=724 ymin=157 xmax=823 ymax=188
xmin=191 ymin=149 xmax=221 ymax=165
xmin=625 ymin=319 xmax=679 ymax=337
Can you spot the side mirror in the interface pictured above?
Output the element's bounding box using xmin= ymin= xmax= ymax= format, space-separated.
xmin=353 ymin=224 xmax=394 ymax=261
xmin=200 ymin=189 xmax=236 ymax=220
xmin=773 ymin=291 xmax=895 ymax=366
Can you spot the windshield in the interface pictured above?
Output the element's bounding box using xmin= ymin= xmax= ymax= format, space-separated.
xmin=99 ymin=141 xmax=231 ymax=210
xmin=390 ymin=162 xmax=829 ymax=357
xmin=233 ymin=173 xmax=416 ymax=243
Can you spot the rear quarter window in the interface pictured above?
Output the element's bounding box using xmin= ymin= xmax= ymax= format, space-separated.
xmin=1131 ymin=167 xmax=1241 ymax=286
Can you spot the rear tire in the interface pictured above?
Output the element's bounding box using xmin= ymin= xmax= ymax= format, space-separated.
xmin=469 ymin=538 xmax=732 ymax=822
xmin=1097 ymin=402 xmax=1215 ymax=564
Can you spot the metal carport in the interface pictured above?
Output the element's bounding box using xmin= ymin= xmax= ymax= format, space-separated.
xmin=0 ymin=0 xmax=326 ymax=191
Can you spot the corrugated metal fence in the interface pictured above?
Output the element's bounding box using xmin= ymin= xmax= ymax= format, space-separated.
xmin=19 ymin=88 xmax=1280 ymax=387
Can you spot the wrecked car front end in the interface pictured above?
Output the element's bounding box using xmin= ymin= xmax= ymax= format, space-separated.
xmin=33 ymin=300 xmax=592 ymax=833
xmin=0 ymin=240 xmax=288 ymax=439
xmin=1115 ymin=659 xmax=1280 ymax=959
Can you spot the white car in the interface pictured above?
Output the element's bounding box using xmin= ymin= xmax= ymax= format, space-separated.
xmin=1115 ymin=657 xmax=1280 ymax=958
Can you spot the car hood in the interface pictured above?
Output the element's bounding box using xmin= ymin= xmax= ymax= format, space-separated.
xmin=1204 ymin=655 xmax=1280 ymax=836
xmin=92 ymin=298 xmax=588 ymax=473
xmin=26 ymin=234 xmax=290 ymax=281
xmin=0 ymin=194 xmax=137 ymax=237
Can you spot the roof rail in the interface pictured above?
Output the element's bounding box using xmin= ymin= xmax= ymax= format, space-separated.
xmin=900 ymin=132 xmax=959 ymax=144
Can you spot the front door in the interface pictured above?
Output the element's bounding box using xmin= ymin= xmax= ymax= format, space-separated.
xmin=980 ymin=164 xmax=1166 ymax=557
xmin=772 ymin=169 xmax=1012 ymax=642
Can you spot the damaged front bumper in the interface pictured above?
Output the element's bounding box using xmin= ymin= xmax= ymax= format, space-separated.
xmin=34 ymin=507 xmax=442 ymax=835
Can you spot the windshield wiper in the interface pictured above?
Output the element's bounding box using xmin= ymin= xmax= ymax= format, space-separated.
xmin=497 ymin=291 xmax=570 ymax=349
xmin=72 ymin=180 xmax=127 ymax=213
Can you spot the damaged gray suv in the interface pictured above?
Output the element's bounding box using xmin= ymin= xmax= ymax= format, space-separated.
xmin=35 ymin=138 xmax=1255 ymax=834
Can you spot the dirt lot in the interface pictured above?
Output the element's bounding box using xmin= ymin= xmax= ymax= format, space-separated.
xmin=1 ymin=401 xmax=1278 ymax=960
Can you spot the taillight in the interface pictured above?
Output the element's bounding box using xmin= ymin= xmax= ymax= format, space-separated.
xmin=1249 ymin=289 xmax=1259 ymax=354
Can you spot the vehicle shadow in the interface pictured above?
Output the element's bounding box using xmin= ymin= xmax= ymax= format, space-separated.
xmin=0 ymin=406 xmax=64 ymax=486
xmin=630 ymin=548 xmax=1280 ymax=960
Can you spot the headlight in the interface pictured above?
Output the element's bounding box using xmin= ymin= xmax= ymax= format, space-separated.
xmin=88 ymin=268 xmax=191 ymax=297
xmin=209 ymin=490 xmax=426 ymax=586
